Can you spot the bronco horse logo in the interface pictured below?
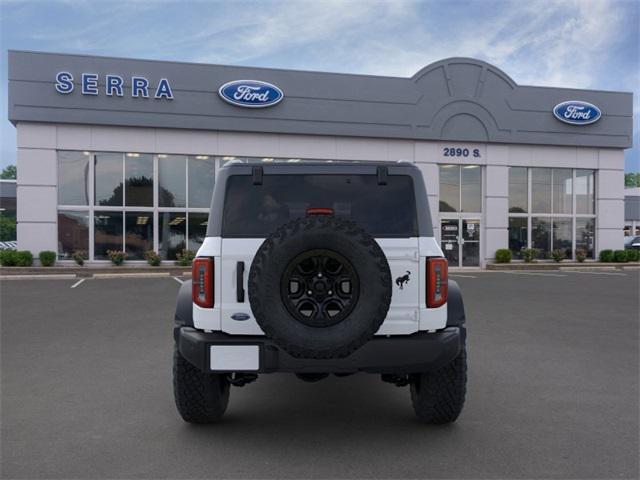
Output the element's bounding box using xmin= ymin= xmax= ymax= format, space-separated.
xmin=395 ymin=271 xmax=411 ymax=290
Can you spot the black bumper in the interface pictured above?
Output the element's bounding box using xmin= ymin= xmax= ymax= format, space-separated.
xmin=175 ymin=326 xmax=465 ymax=374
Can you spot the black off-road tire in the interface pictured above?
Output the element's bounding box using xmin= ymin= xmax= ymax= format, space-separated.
xmin=409 ymin=345 xmax=467 ymax=424
xmin=249 ymin=216 xmax=392 ymax=359
xmin=173 ymin=345 xmax=230 ymax=424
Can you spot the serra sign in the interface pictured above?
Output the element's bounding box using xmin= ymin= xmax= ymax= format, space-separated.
xmin=55 ymin=72 xmax=174 ymax=99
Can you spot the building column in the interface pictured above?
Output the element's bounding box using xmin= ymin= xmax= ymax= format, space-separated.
xmin=483 ymin=164 xmax=509 ymax=265
xmin=596 ymin=149 xmax=625 ymax=253
xmin=16 ymin=123 xmax=58 ymax=257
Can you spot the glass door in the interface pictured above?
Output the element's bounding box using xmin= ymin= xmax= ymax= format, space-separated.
xmin=461 ymin=219 xmax=480 ymax=267
xmin=440 ymin=219 xmax=460 ymax=266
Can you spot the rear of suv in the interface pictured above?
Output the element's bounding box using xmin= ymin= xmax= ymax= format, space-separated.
xmin=173 ymin=160 xmax=467 ymax=424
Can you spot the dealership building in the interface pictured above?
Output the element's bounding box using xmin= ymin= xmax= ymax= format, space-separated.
xmin=7 ymin=50 xmax=633 ymax=267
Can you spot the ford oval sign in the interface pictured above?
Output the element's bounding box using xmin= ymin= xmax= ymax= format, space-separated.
xmin=553 ymin=100 xmax=601 ymax=125
xmin=218 ymin=80 xmax=283 ymax=108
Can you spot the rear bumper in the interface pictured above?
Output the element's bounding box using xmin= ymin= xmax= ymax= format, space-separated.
xmin=175 ymin=326 xmax=465 ymax=374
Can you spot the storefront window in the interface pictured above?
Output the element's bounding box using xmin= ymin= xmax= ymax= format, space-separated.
xmin=94 ymin=211 xmax=123 ymax=259
xmin=508 ymin=217 xmax=527 ymax=258
xmin=575 ymin=170 xmax=595 ymax=214
xmin=531 ymin=217 xmax=551 ymax=258
xmin=552 ymin=169 xmax=572 ymax=214
xmin=508 ymin=167 xmax=527 ymax=213
xmin=461 ymin=165 xmax=481 ymax=212
xmin=58 ymin=151 xmax=90 ymax=205
xmin=57 ymin=210 xmax=89 ymax=258
xmin=158 ymin=155 xmax=186 ymax=207
xmin=159 ymin=212 xmax=186 ymax=260
xmin=125 ymin=211 xmax=153 ymax=259
xmin=95 ymin=153 xmax=123 ymax=206
xmin=439 ymin=165 xmax=459 ymax=212
xmin=188 ymin=212 xmax=209 ymax=251
xmin=576 ymin=218 xmax=595 ymax=258
xmin=188 ymin=156 xmax=215 ymax=208
xmin=552 ymin=217 xmax=572 ymax=257
xmin=125 ymin=153 xmax=153 ymax=207
xmin=531 ymin=168 xmax=552 ymax=213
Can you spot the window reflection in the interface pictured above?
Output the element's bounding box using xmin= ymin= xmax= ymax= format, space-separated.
xmin=188 ymin=212 xmax=209 ymax=252
xmin=531 ymin=168 xmax=552 ymax=213
xmin=58 ymin=151 xmax=90 ymax=205
xmin=95 ymin=153 xmax=123 ymax=206
xmin=552 ymin=217 xmax=572 ymax=257
xmin=508 ymin=217 xmax=527 ymax=258
xmin=125 ymin=212 xmax=153 ymax=259
xmin=461 ymin=165 xmax=481 ymax=212
xmin=552 ymin=169 xmax=572 ymax=214
xmin=508 ymin=167 xmax=527 ymax=213
xmin=576 ymin=218 xmax=595 ymax=258
xmin=439 ymin=165 xmax=460 ymax=212
xmin=531 ymin=217 xmax=551 ymax=257
xmin=94 ymin=211 xmax=123 ymax=259
xmin=125 ymin=154 xmax=153 ymax=207
xmin=188 ymin=156 xmax=215 ymax=208
xmin=158 ymin=155 xmax=186 ymax=207
xmin=58 ymin=211 xmax=89 ymax=258
xmin=576 ymin=170 xmax=595 ymax=214
xmin=159 ymin=212 xmax=186 ymax=260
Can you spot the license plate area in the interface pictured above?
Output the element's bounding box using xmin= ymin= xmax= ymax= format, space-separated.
xmin=209 ymin=345 xmax=260 ymax=371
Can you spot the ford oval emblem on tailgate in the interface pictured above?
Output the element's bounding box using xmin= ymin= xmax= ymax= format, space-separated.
xmin=218 ymin=80 xmax=283 ymax=108
xmin=231 ymin=312 xmax=251 ymax=321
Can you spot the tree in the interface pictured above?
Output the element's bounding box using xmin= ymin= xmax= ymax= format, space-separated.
xmin=1 ymin=165 xmax=16 ymax=179
xmin=625 ymin=172 xmax=640 ymax=188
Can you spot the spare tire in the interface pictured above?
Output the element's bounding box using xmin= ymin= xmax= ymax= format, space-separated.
xmin=248 ymin=216 xmax=391 ymax=359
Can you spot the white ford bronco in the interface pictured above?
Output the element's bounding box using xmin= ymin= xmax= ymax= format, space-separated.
xmin=173 ymin=160 xmax=467 ymax=424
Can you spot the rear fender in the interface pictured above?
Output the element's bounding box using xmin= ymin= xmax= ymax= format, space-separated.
xmin=175 ymin=280 xmax=193 ymax=327
xmin=446 ymin=279 xmax=466 ymax=326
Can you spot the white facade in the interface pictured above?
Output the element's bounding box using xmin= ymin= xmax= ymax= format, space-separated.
xmin=16 ymin=122 xmax=626 ymax=267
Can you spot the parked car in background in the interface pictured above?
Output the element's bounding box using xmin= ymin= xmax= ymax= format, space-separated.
xmin=624 ymin=235 xmax=640 ymax=250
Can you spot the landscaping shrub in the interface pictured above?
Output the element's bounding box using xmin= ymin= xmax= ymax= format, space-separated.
xmin=144 ymin=250 xmax=162 ymax=266
xmin=14 ymin=250 xmax=34 ymax=267
xmin=551 ymin=249 xmax=566 ymax=263
xmin=176 ymin=249 xmax=195 ymax=266
xmin=613 ymin=250 xmax=628 ymax=263
xmin=495 ymin=249 xmax=512 ymax=263
xmin=626 ymin=249 xmax=639 ymax=262
xmin=521 ymin=248 xmax=538 ymax=263
xmin=72 ymin=250 xmax=88 ymax=266
xmin=107 ymin=250 xmax=127 ymax=266
xmin=0 ymin=249 xmax=18 ymax=266
xmin=599 ymin=249 xmax=614 ymax=262
xmin=39 ymin=250 xmax=56 ymax=267
xmin=575 ymin=248 xmax=587 ymax=263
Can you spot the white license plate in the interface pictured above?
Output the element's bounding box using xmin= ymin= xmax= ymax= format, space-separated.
xmin=210 ymin=345 xmax=259 ymax=371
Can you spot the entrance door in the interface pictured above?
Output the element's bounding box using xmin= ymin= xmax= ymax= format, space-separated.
xmin=440 ymin=218 xmax=481 ymax=267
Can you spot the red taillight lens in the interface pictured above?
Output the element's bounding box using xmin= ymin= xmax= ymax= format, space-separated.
xmin=426 ymin=257 xmax=448 ymax=308
xmin=306 ymin=207 xmax=334 ymax=216
xmin=192 ymin=257 xmax=214 ymax=308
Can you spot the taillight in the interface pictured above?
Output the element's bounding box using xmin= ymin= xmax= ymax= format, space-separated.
xmin=306 ymin=207 xmax=334 ymax=215
xmin=426 ymin=257 xmax=448 ymax=308
xmin=192 ymin=257 xmax=214 ymax=308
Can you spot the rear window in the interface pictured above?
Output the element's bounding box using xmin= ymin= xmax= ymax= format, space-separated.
xmin=222 ymin=174 xmax=418 ymax=237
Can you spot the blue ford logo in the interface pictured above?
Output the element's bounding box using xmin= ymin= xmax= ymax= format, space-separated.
xmin=218 ymin=80 xmax=283 ymax=108
xmin=231 ymin=312 xmax=251 ymax=321
xmin=553 ymin=100 xmax=601 ymax=125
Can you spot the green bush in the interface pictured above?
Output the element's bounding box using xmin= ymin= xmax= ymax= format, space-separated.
xmin=144 ymin=250 xmax=162 ymax=266
xmin=599 ymin=249 xmax=614 ymax=262
xmin=613 ymin=250 xmax=628 ymax=263
xmin=0 ymin=249 xmax=18 ymax=266
xmin=551 ymin=249 xmax=566 ymax=263
xmin=575 ymin=248 xmax=587 ymax=263
xmin=107 ymin=250 xmax=127 ymax=266
xmin=176 ymin=249 xmax=196 ymax=267
xmin=521 ymin=248 xmax=538 ymax=263
xmin=39 ymin=250 xmax=56 ymax=267
xmin=15 ymin=250 xmax=33 ymax=267
xmin=72 ymin=250 xmax=88 ymax=266
xmin=626 ymin=249 xmax=639 ymax=262
xmin=495 ymin=249 xmax=512 ymax=263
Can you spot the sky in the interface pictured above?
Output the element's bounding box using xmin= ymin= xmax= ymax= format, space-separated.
xmin=0 ymin=0 xmax=638 ymax=171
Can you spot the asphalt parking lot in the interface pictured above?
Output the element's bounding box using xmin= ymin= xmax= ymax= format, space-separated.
xmin=1 ymin=270 xmax=638 ymax=479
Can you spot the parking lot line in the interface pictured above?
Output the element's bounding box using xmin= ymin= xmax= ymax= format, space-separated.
xmin=566 ymin=270 xmax=627 ymax=276
xmin=450 ymin=274 xmax=477 ymax=278
xmin=70 ymin=278 xmax=86 ymax=288
xmin=173 ymin=276 xmax=184 ymax=284
xmin=501 ymin=271 xmax=567 ymax=277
